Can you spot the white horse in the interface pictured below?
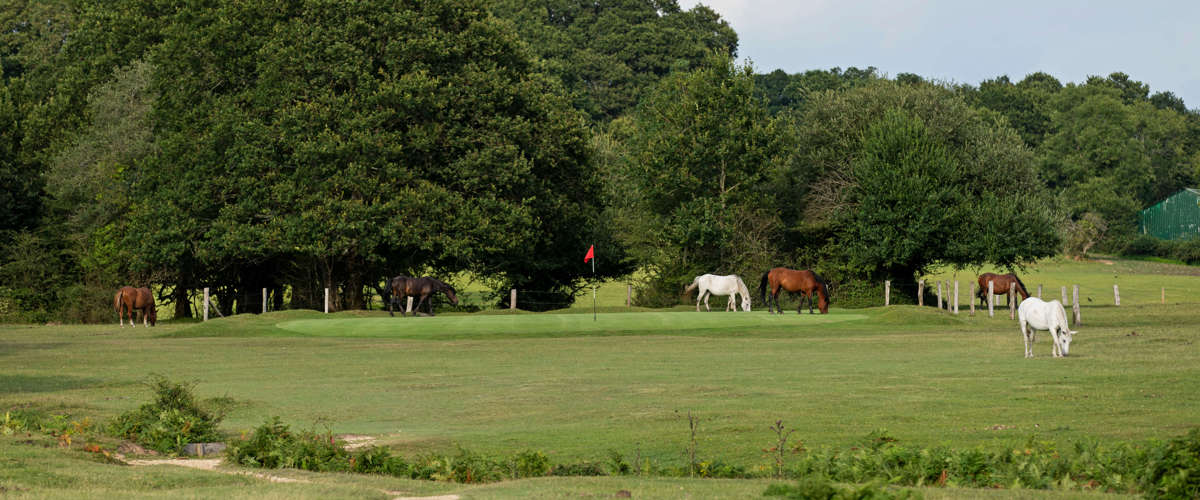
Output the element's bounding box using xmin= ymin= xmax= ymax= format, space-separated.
xmin=1017 ymin=297 xmax=1077 ymax=358
xmin=685 ymin=274 xmax=752 ymax=312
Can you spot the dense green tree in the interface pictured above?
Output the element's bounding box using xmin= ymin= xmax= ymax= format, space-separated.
xmin=115 ymin=0 xmax=619 ymax=312
xmin=0 ymin=0 xmax=79 ymax=237
xmin=794 ymin=80 xmax=1058 ymax=288
xmin=1037 ymin=81 xmax=1199 ymax=239
xmin=614 ymin=56 xmax=791 ymax=302
xmin=754 ymin=66 xmax=880 ymax=114
xmin=489 ymin=0 xmax=737 ymax=121
xmin=962 ymin=75 xmax=1057 ymax=148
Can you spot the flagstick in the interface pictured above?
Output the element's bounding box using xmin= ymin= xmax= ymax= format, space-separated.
xmin=592 ymin=252 xmax=597 ymax=322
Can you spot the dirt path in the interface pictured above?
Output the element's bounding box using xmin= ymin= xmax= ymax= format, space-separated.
xmin=119 ymin=452 xmax=461 ymax=499
xmin=118 ymin=455 xmax=307 ymax=483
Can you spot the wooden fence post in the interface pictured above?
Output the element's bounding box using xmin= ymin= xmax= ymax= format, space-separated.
xmin=953 ymin=281 xmax=959 ymax=314
xmin=945 ymin=281 xmax=951 ymax=310
xmin=969 ymin=282 xmax=975 ymax=316
xmin=262 ymin=288 xmax=267 ymax=314
xmin=884 ymin=281 xmax=891 ymax=306
xmin=1037 ymin=284 xmax=1043 ymax=299
xmin=1009 ymin=289 xmax=1015 ymax=320
xmin=988 ymin=280 xmax=994 ymax=317
xmin=918 ymin=280 xmax=924 ymax=306
xmin=407 ymin=296 xmax=413 ymax=313
xmin=1061 ymin=286 xmax=1068 ymax=305
xmin=1113 ymin=284 xmax=1120 ymax=306
xmin=1072 ymin=285 xmax=1081 ymax=325
xmin=203 ymin=287 xmax=210 ymax=322
xmin=324 ymin=288 xmax=329 ymax=314
xmin=511 ymin=288 xmax=517 ymax=310
xmin=937 ymin=281 xmax=943 ymax=309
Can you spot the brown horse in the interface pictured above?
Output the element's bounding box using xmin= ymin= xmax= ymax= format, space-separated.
xmin=114 ymin=286 xmax=157 ymax=327
xmin=759 ymin=267 xmax=830 ymax=314
xmin=388 ymin=276 xmax=459 ymax=317
xmin=976 ymin=272 xmax=1030 ymax=306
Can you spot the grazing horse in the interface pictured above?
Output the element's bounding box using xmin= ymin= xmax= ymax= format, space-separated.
xmin=759 ymin=267 xmax=830 ymax=314
xmin=388 ymin=276 xmax=459 ymax=317
xmin=684 ymin=274 xmax=751 ymax=312
xmin=976 ymin=273 xmax=1029 ymax=307
xmin=1017 ymin=297 xmax=1077 ymax=358
xmin=114 ymin=286 xmax=157 ymax=327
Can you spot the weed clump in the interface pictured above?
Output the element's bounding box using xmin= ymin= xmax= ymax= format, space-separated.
xmin=107 ymin=376 xmax=225 ymax=454
xmin=1140 ymin=428 xmax=1200 ymax=499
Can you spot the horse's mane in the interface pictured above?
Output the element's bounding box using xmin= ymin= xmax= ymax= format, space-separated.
xmin=811 ymin=271 xmax=830 ymax=302
xmin=427 ymin=277 xmax=455 ymax=294
xmin=1011 ymin=273 xmax=1029 ymax=296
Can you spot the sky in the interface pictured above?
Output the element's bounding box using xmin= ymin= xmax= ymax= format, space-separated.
xmin=678 ymin=0 xmax=1200 ymax=109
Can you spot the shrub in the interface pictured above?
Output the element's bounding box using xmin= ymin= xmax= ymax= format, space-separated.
xmin=1140 ymin=428 xmax=1200 ymax=499
xmin=833 ymin=280 xmax=915 ymax=308
xmin=107 ymin=377 xmax=224 ymax=454
xmin=225 ymin=417 xmax=351 ymax=472
xmin=1124 ymin=234 xmax=1163 ymax=256
xmin=59 ymin=284 xmax=120 ymax=324
xmin=513 ymin=450 xmax=552 ymax=478
xmin=632 ymin=277 xmax=688 ymax=308
xmin=1173 ymin=238 xmax=1200 ymax=265
xmin=764 ymin=476 xmax=922 ymax=499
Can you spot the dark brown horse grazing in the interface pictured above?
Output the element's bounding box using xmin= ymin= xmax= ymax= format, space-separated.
xmin=388 ymin=276 xmax=459 ymax=317
xmin=976 ymin=273 xmax=1030 ymax=307
xmin=759 ymin=267 xmax=830 ymax=314
xmin=114 ymin=286 xmax=157 ymax=327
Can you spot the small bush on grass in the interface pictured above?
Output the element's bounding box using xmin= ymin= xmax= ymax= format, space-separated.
xmin=764 ymin=476 xmax=922 ymax=499
xmin=1140 ymin=428 xmax=1200 ymax=499
xmin=107 ymin=376 xmax=224 ymax=454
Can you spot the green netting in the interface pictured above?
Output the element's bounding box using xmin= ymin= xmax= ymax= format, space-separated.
xmin=1139 ymin=188 xmax=1200 ymax=240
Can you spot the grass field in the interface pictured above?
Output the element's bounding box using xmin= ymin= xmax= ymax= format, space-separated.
xmin=2 ymin=257 xmax=1198 ymax=498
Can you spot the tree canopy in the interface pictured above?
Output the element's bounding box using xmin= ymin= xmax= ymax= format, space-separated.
xmin=3 ymin=0 xmax=1200 ymax=319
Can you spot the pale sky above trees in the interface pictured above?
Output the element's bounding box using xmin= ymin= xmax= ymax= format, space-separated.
xmin=681 ymin=0 xmax=1200 ymax=110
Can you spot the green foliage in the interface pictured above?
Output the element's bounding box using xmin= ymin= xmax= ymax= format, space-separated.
xmin=226 ymin=417 xmax=353 ymax=472
xmin=839 ymin=109 xmax=965 ymax=280
xmin=795 ymin=80 xmax=1059 ymax=289
xmin=764 ymin=476 xmax=921 ymax=500
xmin=1121 ymin=235 xmax=1200 ymax=265
xmin=614 ymin=55 xmax=791 ymax=294
xmin=489 ymin=0 xmax=738 ymax=121
xmin=1141 ymin=428 xmax=1200 ymax=499
xmin=107 ymin=377 xmax=224 ymax=454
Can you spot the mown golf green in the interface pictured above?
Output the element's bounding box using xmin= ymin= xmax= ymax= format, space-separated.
xmin=2 ymin=258 xmax=1198 ymax=498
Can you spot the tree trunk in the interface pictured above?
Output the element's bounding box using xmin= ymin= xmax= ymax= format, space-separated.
xmin=173 ymin=285 xmax=191 ymax=319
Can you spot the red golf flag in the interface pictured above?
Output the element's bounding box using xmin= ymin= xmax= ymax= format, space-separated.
xmin=584 ymin=244 xmax=594 ymax=263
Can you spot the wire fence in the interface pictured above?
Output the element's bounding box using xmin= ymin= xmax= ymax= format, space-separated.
xmin=183 ymin=275 xmax=1174 ymax=323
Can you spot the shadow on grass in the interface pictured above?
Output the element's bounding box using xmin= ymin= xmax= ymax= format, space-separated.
xmin=0 ymin=374 xmax=104 ymax=393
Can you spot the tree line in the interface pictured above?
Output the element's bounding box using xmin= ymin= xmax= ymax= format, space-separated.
xmin=2 ymin=0 xmax=1197 ymax=321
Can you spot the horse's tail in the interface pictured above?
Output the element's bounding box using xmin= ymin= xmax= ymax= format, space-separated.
xmin=1012 ymin=274 xmax=1030 ymax=299
xmin=114 ymin=289 xmax=123 ymax=312
xmin=758 ymin=270 xmax=770 ymax=302
xmin=684 ymin=276 xmax=699 ymax=295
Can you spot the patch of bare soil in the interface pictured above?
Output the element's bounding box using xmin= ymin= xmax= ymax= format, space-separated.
xmin=117 ymin=454 xmax=308 ymax=483
xmin=339 ymin=434 xmax=377 ymax=450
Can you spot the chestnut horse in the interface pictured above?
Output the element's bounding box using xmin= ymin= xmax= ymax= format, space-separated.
xmin=388 ymin=276 xmax=459 ymax=317
xmin=758 ymin=267 xmax=830 ymax=314
xmin=114 ymin=286 xmax=157 ymax=327
xmin=976 ymin=272 xmax=1029 ymax=307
